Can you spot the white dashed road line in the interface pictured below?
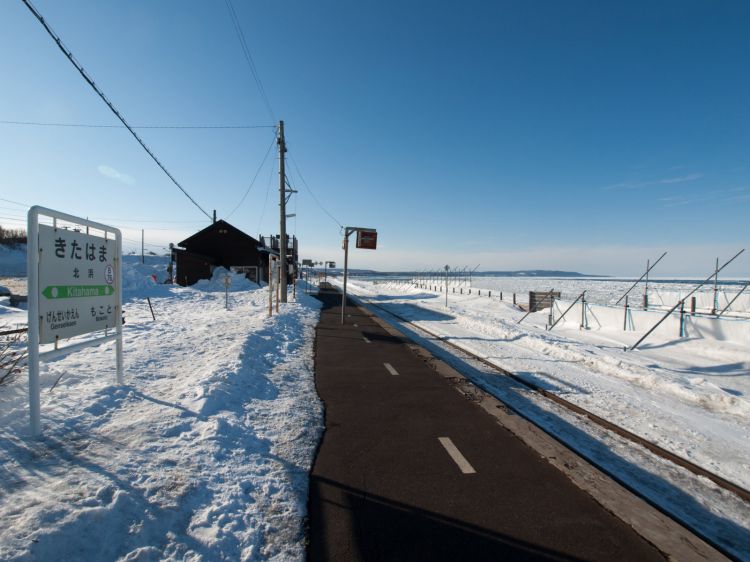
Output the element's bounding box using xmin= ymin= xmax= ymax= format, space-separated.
xmin=438 ymin=437 xmax=476 ymax=474
xmin=384 ymin=362 xmax=399 ymax=376
xmin=363 ymin=335 xmax=371 ymax=343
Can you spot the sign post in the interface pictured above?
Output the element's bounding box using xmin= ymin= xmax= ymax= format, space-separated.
xmin=223 ymin=274 xmax=232 ymax=310
xmin=302 ymin=259 xmax=313 ymax=294
xmin=341 ymin=227 xmax=377 ymax=324
xmin=445 ymin=265 xmax=450 ymax=307
xmin=27 ymin=206 xmax=123 ymax=437
xmin=324 ymin=260 xmax=335 ymax=282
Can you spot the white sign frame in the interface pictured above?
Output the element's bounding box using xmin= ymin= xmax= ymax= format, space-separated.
xmin=27 ymin=206 xmax=123 ymax=437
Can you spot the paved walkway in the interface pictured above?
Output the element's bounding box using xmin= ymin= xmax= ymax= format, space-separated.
xmin=307 ymin=287 xmax=666 ymax=561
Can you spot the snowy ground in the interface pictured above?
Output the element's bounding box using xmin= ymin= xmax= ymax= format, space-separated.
xmin=0 ymin=260 xmax=323 ymax=561
xmin=409 ymin=274 xmax=750 ymax=317
xmin=340 ymin=277 xmax=750 ymax=559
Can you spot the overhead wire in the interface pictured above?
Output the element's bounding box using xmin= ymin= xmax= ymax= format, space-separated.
xmin=226 ymin=132 xmax=277 ymax=219
xmin=88 ymin=217 xmax=207 ymax=224
xmin=0 ymin=197 xmax=33 ymax=208
xmin=289 ymin=155 xmax=343 ymax=229
xmin=21 ymin=0 xmax=213 ymax=221
xmin=223 ymin=0 xmax=276 ymax=124
xmin=0 ymin=199 xmax=206 ymax=228
xmin=0 ymin=215 xmax=28 ymax=224
xmin=256 ymin=156 xmax=277 ymax=234
xmin=0 ymin=119 xmax=275 ymax=129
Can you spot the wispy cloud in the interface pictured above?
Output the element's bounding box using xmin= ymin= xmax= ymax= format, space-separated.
xmin=659 ymin=186 xmax=749 ymax=208
xmin=603 ymin=173 xmax=702 ymax=191
xmin=98 ymin=165 xmax=135 ymax=185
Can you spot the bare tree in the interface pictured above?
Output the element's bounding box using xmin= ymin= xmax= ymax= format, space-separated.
xmin=0 ymin=325 xmax=27 ymax=385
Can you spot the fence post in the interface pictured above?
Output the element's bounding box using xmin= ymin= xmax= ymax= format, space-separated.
xmin=513 ymin=293 xmax=516 ymax=305
xmin=581 ymin=294 xmax=588 ymax=329
xmin=623 ymin=295 xmax=629 ymax=331
xmin=489 ymin=290 xmax=491 ymax=298
xmin=680 ymin=300 xmax=686 ymax=337
xmin=500 ymin=291 xmax=503 ymax=300
xmin=691 ymin=296 xmax=696 ymax=316
xmin=548 ymin=297 xmax=555 ymax=327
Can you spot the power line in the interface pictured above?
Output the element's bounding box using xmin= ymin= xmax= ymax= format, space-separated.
xmin=289 ymin=155 xmax=343 ymax=229
xmin=89 ymin=217 xmax=207 ymax=224
xmin=0 ymin=197 xmax=32 ymax=208
xmin=226 ymin=133 xmax=277 ymax=219
xmin=223 ymin=0 xmax=276 ymax=123
xmin=0 ymin=197 xmax=207 ymax=230
xmin=257 ymin=157 xmax=277 ymax=233
xmin=0 ymin=215 xmax=27 ymax=223
xmin=1 ymin=119 xmax=275 ymax=129
xmin=21 ymin=0 xmax=213 ymax=221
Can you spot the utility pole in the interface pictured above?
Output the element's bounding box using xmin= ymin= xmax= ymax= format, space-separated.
xmin=278 ymin=120 xmax=288 ymax=303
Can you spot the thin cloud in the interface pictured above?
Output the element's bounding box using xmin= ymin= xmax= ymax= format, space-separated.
xmin=659 ymin=186 xmax=750 ymax=207
xmin=603 ymin=173 xmax=702 ymax=191
xmin=98 ymin=165 xmax=135 ymax=185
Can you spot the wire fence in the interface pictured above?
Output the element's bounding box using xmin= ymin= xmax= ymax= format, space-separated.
xmin=369 ymin=273 xmax=750 ymax=319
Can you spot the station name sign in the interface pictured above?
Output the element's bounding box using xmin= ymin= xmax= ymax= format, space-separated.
xmin=27 ymin=206 xmax=123 ymax=436
xmin=38 ymin=224 xmax=118 ymax=344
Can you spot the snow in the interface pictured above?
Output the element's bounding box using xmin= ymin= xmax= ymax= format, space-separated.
xmin=468 ymin=275 xmax=750 ymax=316
xmin=0 ymin=259 xmax=323 ymax=561
xmin=3 ymin=250 xmax=749 ymax=559
xmin=340 ymin=276 xmax=750 ymax=559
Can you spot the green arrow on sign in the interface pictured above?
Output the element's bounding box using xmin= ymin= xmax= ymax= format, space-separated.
xmin=42 ymin=285 xmax=115 ymax=299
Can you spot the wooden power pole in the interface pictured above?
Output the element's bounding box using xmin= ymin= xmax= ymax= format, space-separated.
xmin=278 ymin=120 xmax=288 ymax=303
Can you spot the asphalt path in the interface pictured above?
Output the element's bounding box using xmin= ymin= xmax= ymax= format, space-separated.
xmin=307 ymin=286 xmax=666 ymax=561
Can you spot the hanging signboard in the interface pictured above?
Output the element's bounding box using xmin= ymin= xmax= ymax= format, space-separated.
xmin=356 ymin=229 xmax=377 ymax=250
xmin=37 ymin=224 xmax=118 ymax=344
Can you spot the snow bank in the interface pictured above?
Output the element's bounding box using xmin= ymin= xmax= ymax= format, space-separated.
xmin=121 ymin=255 xmax=170 ymax=294
xmin=193 ymin=267 xmax=261 ymax=293
xmin=0 ymin=277 xmax=323 ymax=560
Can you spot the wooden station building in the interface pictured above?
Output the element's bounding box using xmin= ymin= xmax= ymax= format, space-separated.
xmin=171 ymin=219 xmax=298 ymax=287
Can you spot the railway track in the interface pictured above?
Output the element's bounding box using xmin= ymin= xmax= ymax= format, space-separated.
xmin=352 ymin=293 xmax=750 ymax=504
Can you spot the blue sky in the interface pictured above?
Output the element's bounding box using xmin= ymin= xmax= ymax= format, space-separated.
xmin=1 ymin=0 xmax=748 ymax=276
